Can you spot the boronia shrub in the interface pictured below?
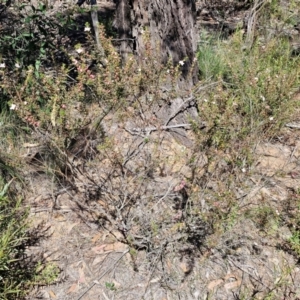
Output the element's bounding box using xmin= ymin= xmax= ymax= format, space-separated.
xmin=0 ymin=24 xmax=186 ymax=175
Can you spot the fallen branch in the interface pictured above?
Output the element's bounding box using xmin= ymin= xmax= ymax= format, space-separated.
xmin=286 ymin=123 xmax=300 ymax=129
xmin=125 ymin=123 xmax=193 ymax=136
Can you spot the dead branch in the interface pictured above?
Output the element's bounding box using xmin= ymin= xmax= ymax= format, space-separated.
xmin=125 ymin=123 xmax=193 ymax=136
xmin=285 ymin=123 xmax=300 ymax=129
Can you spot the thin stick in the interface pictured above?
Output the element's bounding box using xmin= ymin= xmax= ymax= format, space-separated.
xmin=164 ymin=97 xmax=194 ymax=126
xmin=151 ymin=183 xmax=174 ymax=209
xmin=76 ymin=250 xmax=129 ymax=300
xmin=289 ymin=144 xmax=298 ymax=163
xmin=244 ymin=0 xmax=267 ymax=49
xmin=227 ymin=257 xmax=270 ymax=290
xmin=164 ymin=81 xmax=220 ymax=126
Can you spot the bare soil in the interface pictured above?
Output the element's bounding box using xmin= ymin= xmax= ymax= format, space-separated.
xmin=23 ymin=100 xmax=300 ymax=300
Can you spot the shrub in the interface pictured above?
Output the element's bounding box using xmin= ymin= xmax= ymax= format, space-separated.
xmin=196 ymin=31 xmax=300 ymax=156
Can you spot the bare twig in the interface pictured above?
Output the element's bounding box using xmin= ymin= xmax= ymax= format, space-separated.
xmin=164 ymin=96 xmax=195 ymax=126
xmin=76 ymin=250 xmax=129 ymax=300
xmin=151 ymin=183 xmax=174 ymax=209
xmin=143 ymin=242 xmax=168 ymax=297
xmin=164 ymin=81 xmax=221 ymax=126
xmin=122 ymin=139 xmax=146 ymax=166
xmin=228 ymin=256 xmax=270 ymax=290
xmin=289 ymin=144 xmax=298 ymax=163
xmin=112 ymin=38 xmax=136 ymax=41
xmin=102 ymin=292 xmax=111 ymax=300
xmin=244 ymin=0 xmax=267 ymax=49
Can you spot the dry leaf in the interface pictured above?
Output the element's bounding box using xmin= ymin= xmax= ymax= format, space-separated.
xmin=113 ymin=242 xmax=128 ymax=251
xmin=104 ymin=242 xmax=127 ymax=252
xmin=67 ymin=222 xmax=79 ymax=234
xmin=207 ymin=279 xmax=224 ymax=290
xmin=91 ymin=244 xmax=107 ymax=253
xmin=150 ymin=277 xmax=160 ymax=284
xmin=112 ymin=279 xmax=121 ymax=288
xmin=23 ymin=143 xmax=40 ymax=148
xmin=104 ymin=244 xmax=115 ymax=251
xmin=78 ymin=267 xmax=86 ymax=284
xmin=111 ymin=230 xmax=123 ymax=239
xmin=49 ymin=290 xmax=57 ymax=299
xmin=67 ymin=283 xmax=78 ymax=294
xmin=224 ymin=273 xmax=238 ymax=281
xmin=92 ymin=256 xmax=105 ymax=266
xmin=97 ymin=200 xmax=108 ymax=208
xmin=39 ymin=290 xmax=50 ymax=299
xmin=224 ymin=280 xmax=241 ymax=290
xmin=91 ymin=233 xmax=102 ymax=243
xmin=166 ymin=258 xmax=172 ymax=272
xmin=179 ymin=261 xmax=191 ymax=274
xmin=33 ymin=195 xmax=43 ymax=203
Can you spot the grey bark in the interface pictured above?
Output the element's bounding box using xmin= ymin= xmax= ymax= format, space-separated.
xmin=114 ymin=0 xmax=198 ymax=82
xmin=91 ymin=6 xmax=105 ymax=57
xmin=114 ymin=0 xmax=199 ymax=147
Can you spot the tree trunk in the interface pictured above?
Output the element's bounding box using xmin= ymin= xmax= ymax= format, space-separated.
xmin=114 ymin=0 xmax=198 ymax=83
xmin=114 ymin=0 xmax=199 ymax=147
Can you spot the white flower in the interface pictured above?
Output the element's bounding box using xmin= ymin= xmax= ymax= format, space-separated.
xmin=15 ymin=63 xmax=21 ymax=68
xmin=10 ymin=104 xmax=16 ymax=110
xmin=203 ymin=99 xmax=208 ymax=102
xmin=179 ymin=60 xmax=185 ymax=66
xmin=242 ymin=168 xmax=246 ymax=173
xmin=76 ymin=48 xmax=84 ymax=54
xmin=84 ymin=26 xmax=91 ymax=32
xmin=269 ymin=116 xmax=274 ymax=121
xmin=0 ymin=63 xmax=5 ymax=68
xmin=166 ymin=69 xmax=170 ymax=74
xmin=260 ymin=95 xmax=265 ymax=101
xmin=23 ymin=101 xmax=28 ymax=105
